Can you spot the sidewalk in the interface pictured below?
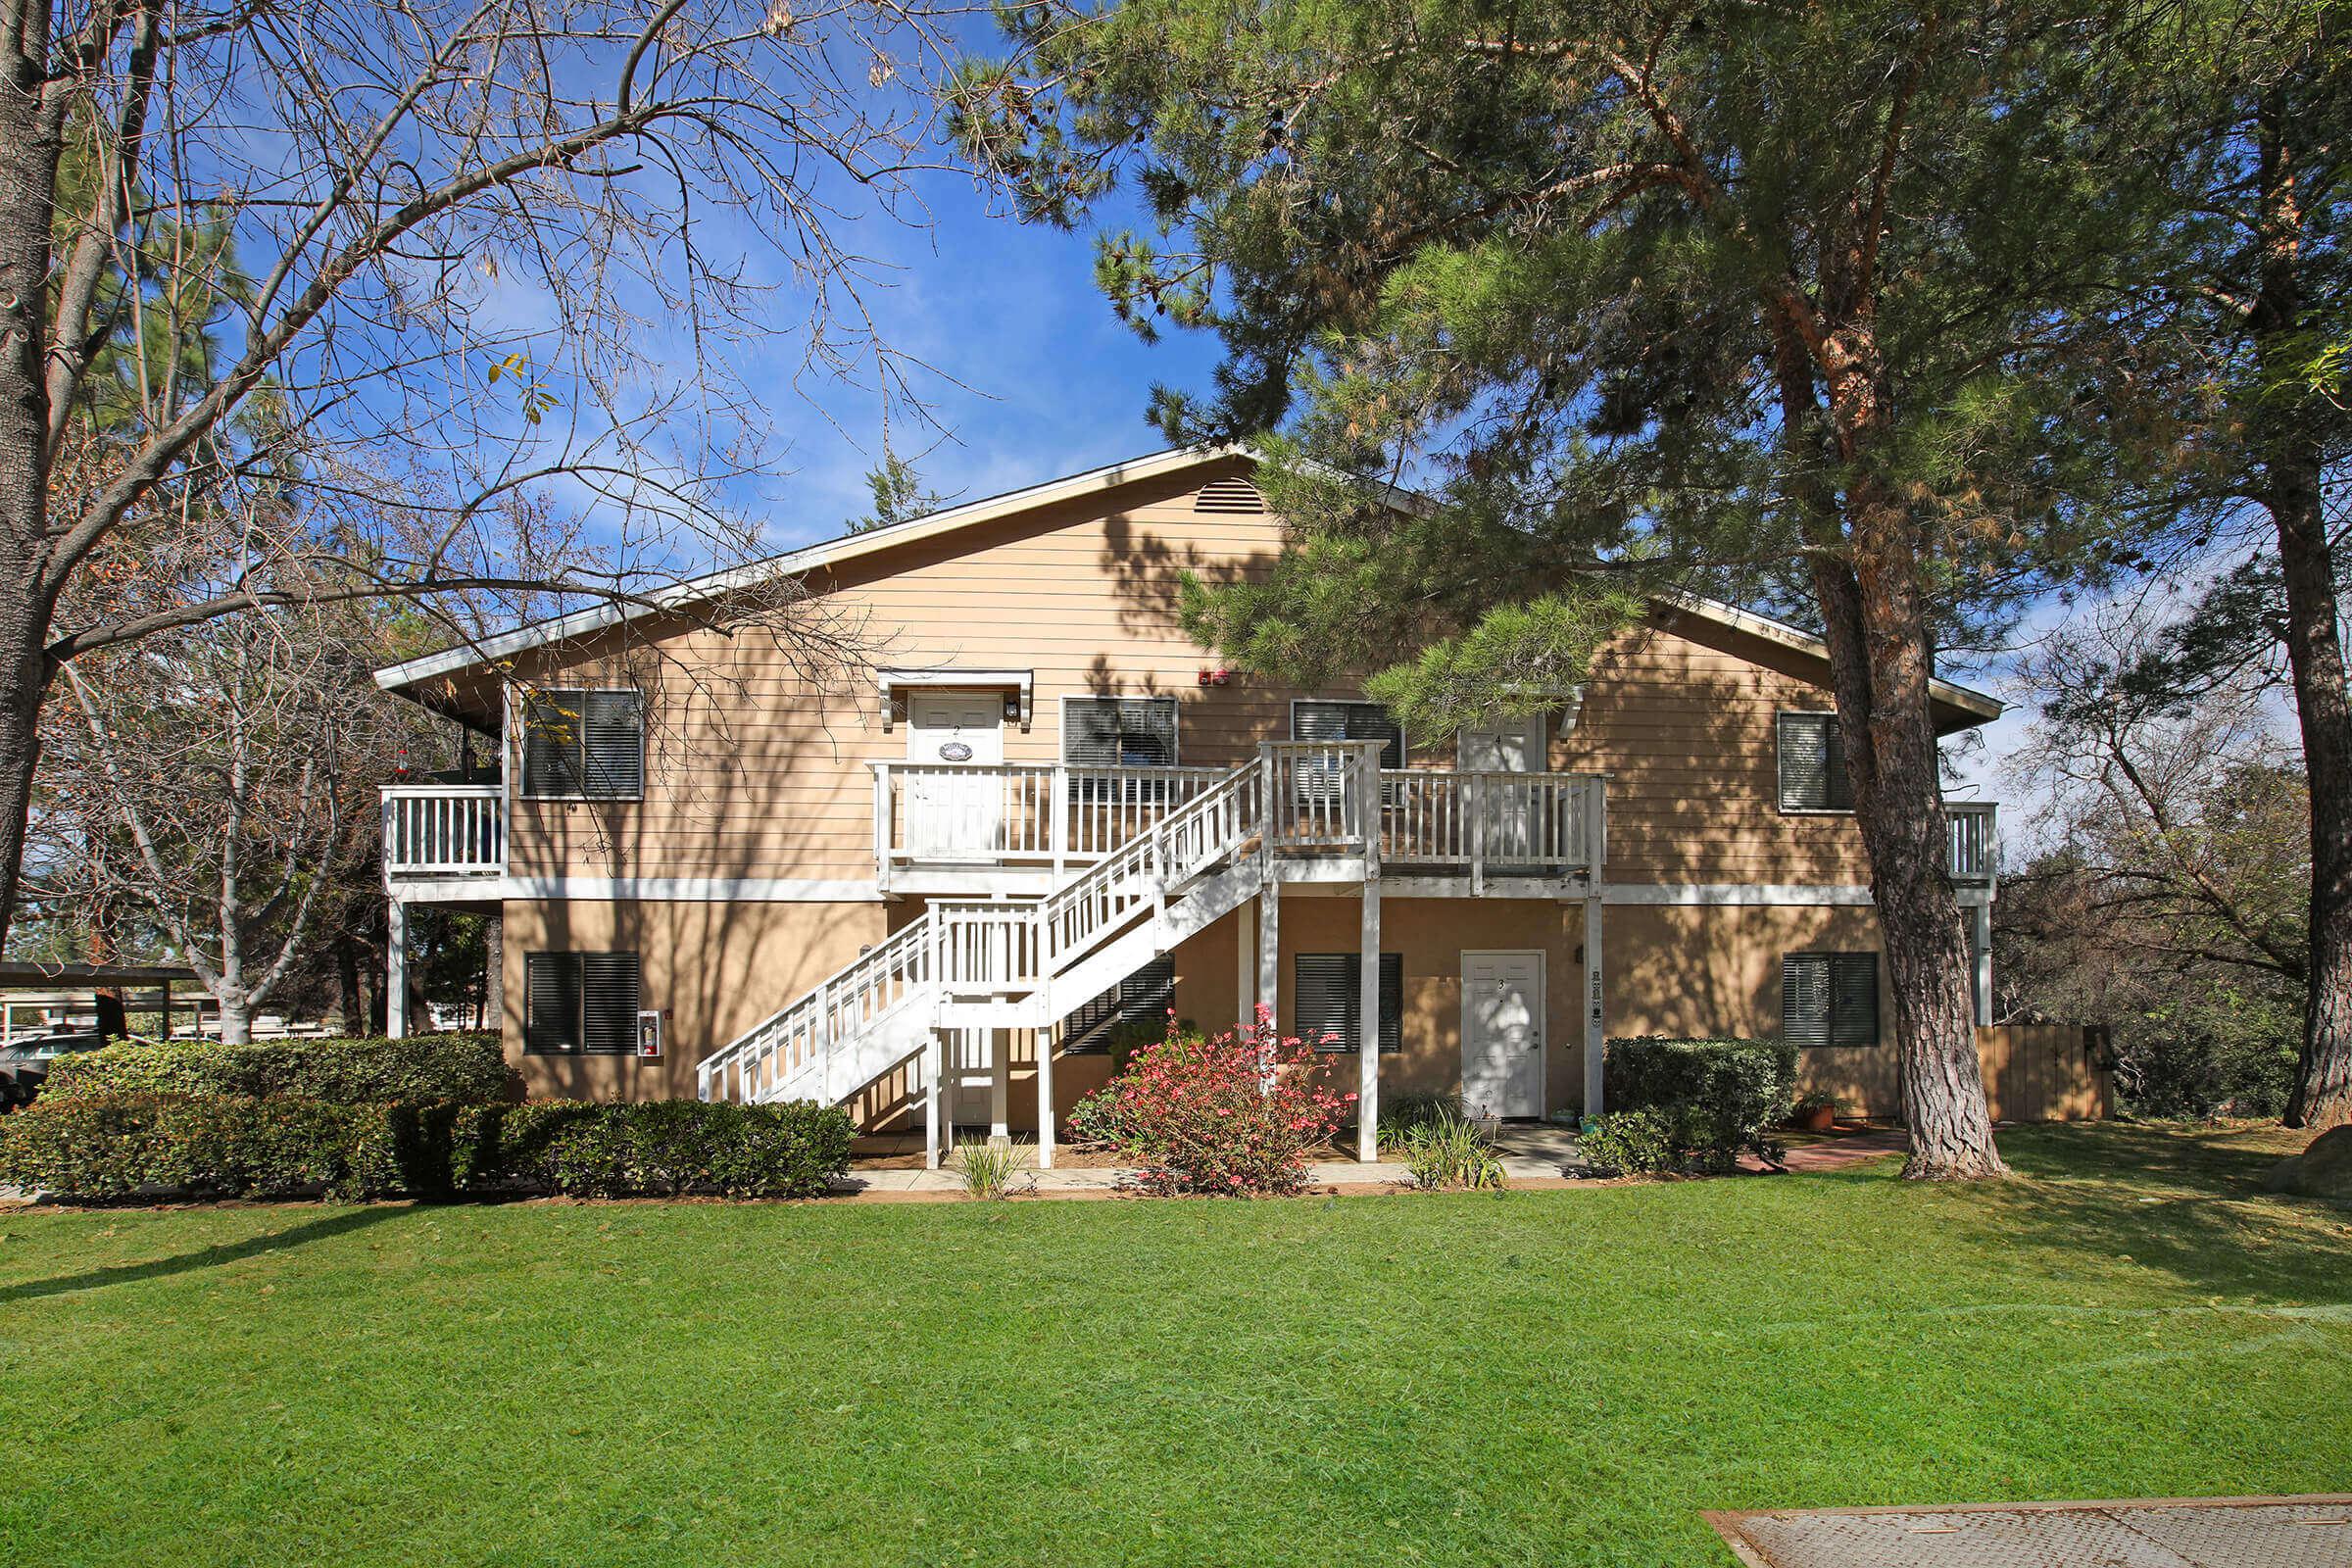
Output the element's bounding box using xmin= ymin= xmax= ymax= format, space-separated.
xmin=831 ymin=1122 xmax=1909 ymax=1201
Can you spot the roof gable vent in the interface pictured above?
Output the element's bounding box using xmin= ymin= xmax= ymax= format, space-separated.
xmin=1193 ymin=476 xmax=1267 ymax=514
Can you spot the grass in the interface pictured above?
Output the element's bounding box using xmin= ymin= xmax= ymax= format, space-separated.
xmin=1 ymin=1122 xmax=2347 ymax=1566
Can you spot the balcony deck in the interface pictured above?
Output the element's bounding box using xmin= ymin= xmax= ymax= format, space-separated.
xmin=873 ymin=751 xmax=1608 ymax=897
xmin=380 ymin=760 xmax=1996 ymax=902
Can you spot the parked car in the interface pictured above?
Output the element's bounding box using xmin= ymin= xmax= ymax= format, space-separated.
xmin=0 ymin=1027 xmax=105 ymax=1110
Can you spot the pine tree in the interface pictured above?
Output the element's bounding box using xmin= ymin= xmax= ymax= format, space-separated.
xmin=956 ymin=0 xmax=2194 ymax=1176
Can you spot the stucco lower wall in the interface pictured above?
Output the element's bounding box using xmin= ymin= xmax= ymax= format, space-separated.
xmin=500 ymin=897 xmax=889 ymax=1101
xmin=496 ymin=893 xmax=1989 ymax=1126
xmin=1599 ymin=903 xmax=1888 ymax=1040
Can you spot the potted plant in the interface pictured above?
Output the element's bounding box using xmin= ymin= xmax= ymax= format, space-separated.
xmin=1788 ymin=1089 xmax=1839 ymax=1134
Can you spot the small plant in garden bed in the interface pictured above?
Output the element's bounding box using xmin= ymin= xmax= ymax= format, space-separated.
xmin=1788 ymin=1089 xmax=1840 ymax=1133
xmin=951 ymin=1139 xmax=1032 ymax=1200
xmin=1375 ymin=1089 xmax=1471 ymax=1151
xmin=1067 ymin=1007 xmax=1354 ymax=1196
xmin=1400 ymin=1110 xmax=1504 ymax=1191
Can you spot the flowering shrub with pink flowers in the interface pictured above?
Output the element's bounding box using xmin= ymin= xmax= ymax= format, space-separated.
xmin=1066 ymin=1007 xmax=1356 ymax=1196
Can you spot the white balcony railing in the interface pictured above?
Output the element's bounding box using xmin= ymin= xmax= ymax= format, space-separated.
xmin=1947 ymin=801 xmax=1998 ymax=884
xmin=871 ymin=763 xmax=1229 ymax=886
xmin=875 ymin=751 xmax=1604 ymax=890
xmin=382 ymin=784 xmax=506 ymax=880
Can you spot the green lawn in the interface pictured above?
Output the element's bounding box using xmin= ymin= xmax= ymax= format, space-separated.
xmin=0 ymin=1124 xmax=2346 ymax=1567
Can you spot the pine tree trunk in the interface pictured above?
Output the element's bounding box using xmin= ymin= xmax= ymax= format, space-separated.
xmin=2269 ymin=427 xmax=2352 ymax=1130
xmin=1818 ymin=503 xmax=2008 ymax=1181
xmin=2254 ymin=101 xmax=2352 ymax=1132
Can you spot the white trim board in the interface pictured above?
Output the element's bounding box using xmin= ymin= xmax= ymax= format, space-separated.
xmin=1605 ymin=883 xmax=1877 ymax=906
xmin=494 ymin=877 xmax=884 ymax=904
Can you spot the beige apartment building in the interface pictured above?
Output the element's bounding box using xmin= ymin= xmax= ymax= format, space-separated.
xmin=374 ymin=446 xmax=2006 ymax=1166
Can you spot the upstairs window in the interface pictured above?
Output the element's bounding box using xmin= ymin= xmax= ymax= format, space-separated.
xmin=1782 ymin=953 xmax=1880 ymax=1048
xmin=1060 ymin=956 xmax=1176 ymax=1054
xmin=1777 ymin=710 xmax=1852 ymax=812
xmin=524 ymin=952 xmax=641 ymax=1054
xmin=1063 ymin=697 xmax=1179 ymax=769
xmin=521 ymin=688 xmax=643 ymax=799
xmin=1294 ymin=953 xmax=1403 ymax=1054
xmin=1292 ymin=700 xmax=1405 ymax=767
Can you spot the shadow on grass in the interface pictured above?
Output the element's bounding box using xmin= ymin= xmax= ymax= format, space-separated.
xmin=0 ymin=1206 xmax=406 ymax=1303
xmin=1952 ymin=1122 xmax=2352 ymax=1302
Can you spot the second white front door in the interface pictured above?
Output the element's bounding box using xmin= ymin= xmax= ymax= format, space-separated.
xmin=906 ymin=692 xmax=1005 ymax=858
xmin=1461 ymin=950 xmax=1545 ymax=1119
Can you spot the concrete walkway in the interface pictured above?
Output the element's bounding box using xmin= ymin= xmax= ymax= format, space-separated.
xmin=833 ymin=1122 xmax=1911 ymax=1200
xmin=1708 ymin=1495 xmax=2352 ymax=1568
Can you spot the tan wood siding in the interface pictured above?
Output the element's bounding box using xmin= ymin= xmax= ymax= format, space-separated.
xmin=499 ymin=460 xmax=1882 ymax=889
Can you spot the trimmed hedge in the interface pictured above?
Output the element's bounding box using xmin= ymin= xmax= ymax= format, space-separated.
xmin=453 ymin=1101 xmax=853 ymax=1199
xmin=0 ymin=1094 xmax=852 ymax=1203
xmin=1601 ymin=1037 xmax=1799 ymax=1173
xmin=41 ymin=1032 xmax=509 ymax=1105
xmin=0 ymin=1094 xmax=460 ymax=1201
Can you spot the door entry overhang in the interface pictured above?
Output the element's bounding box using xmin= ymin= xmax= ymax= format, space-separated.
xmin=878 ymin=667 xmax=1034 ymax=732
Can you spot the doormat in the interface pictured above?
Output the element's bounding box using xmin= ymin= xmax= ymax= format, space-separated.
xmin=1703 ymin=1494 xmax=2352 ymax=1568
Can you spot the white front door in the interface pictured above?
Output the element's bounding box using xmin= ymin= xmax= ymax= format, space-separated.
xmin=906 ymin=692 xmax=1004 ymax=858
xmin=948 ymin=1027 xmax=995 ymax=1130
xmin=1461 ymin=950 xmax=1545 ymax=1119
xmin=1459 ymin=713 xmax=1546 ymax=860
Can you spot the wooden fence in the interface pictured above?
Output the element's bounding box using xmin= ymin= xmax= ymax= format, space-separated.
xmin=1796 ymin=1024 xmax=2113 ymax=1123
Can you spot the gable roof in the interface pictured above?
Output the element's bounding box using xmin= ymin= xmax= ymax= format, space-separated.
xmin=372 ymin=444 xmax=2002 ymax=725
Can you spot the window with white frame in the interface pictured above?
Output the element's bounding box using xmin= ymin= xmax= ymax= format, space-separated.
xmin=520 ymin=688 xmax=644 ymax=799
xmin=1777 ymin=710 xmax=1852 ymax=812
xmin=1063 ymin=697 xmax=1178 ymax=768
xmin=523 ymin=951 xmax=642 ymax=1054
xmin=1781 ymin=952 xmax=1880 ymax=1048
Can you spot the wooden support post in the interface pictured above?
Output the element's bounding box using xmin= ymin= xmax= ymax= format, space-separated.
xmin=1582 ymin=894 xmax=1605 ymax=1121
xmin=989 ymin=1028 xmax=1011 ymax=1144
xmin=1972 ymin=903 xmax=1994 ymax=1028
xmin=1037 ymin=1024 xmax=1056 ymax=1169
xmin=924 ymin=1029 xmax=943 ymax=1170
xmin=1357 ymin=876 xmax=1381 ymax=1162
xmin=1256 ymin=880 xmax=1280 ymax=1036
xmin=1236 ymin=898 xmax=1257 ymax=1030
xmin=385 ymin=899 xmax=410 ymax=1040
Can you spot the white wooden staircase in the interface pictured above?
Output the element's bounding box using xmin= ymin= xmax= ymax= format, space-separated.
xmin=697 ymin=741 xmax=1608 ymax=1164
xmin=695 ymin=752 xmax=1273 ymax=1116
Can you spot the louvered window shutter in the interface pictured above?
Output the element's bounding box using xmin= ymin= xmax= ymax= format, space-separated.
xmin=1829 ymin=954 xmax=1880 ymax=1046
xmin=580 ymin=954 xmax=642 ymax=1054
xmin=1124 ymin=700 xmax=1177 ymax=767
xmin=524 ymin=952 xmax=639 ymax=1053
xmin=1063 ymin=699 xmax=1122 ymax=768
xmin=1294 ymin=701 xmax=1404 ymax=768
xmin=522 ymin=691 xmax=585 ymax=797
xmin=1294 ymin=954 xmax=1402 ymax=1053
xmin=524 ymin=953 xmax=583 ymax=1054
xmin=1778 ymin=712 xmax=1852 ymax=810
xmin=1782 ymin=955 xmax=1831 ymax=1048
xmin=582 ymin=691 xmax=644 ymax=798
